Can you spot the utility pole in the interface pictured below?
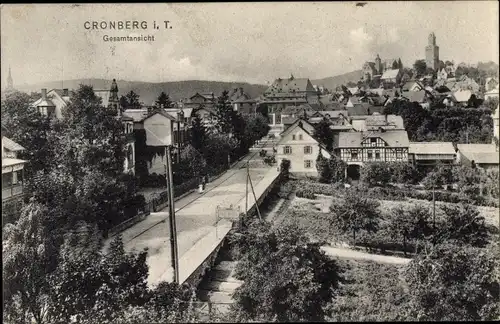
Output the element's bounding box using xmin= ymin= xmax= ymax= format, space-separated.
xmin=245 ymin=162 xmax=249 ymax=216
xmin=165 ymin=145 xmax=179 ymax=283
xmin=432 ymin=184 xmax=436 ymax=229
xmin=248 ymin=164 xmax=262 ymax=221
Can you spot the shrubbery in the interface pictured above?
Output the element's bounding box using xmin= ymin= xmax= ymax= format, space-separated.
xmin=295 ymin=188 xmax=316 ymax=199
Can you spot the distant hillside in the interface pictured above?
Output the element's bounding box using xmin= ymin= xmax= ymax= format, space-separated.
xmin=17 ymin=79 xmax=268 ymax=105
xmin=311 ymin=70 xmax=362 ymax=90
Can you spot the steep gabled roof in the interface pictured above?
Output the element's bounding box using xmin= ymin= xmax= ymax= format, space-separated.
xmin=2 ymin=136 xmax=25 ymax=152
xmin=380 ymin=69 xmax=400 ymax=80
xmin=265 ymin=77 xmax=315 ymax=95
xmin=409 ymin=142 xmax=455 ymax=156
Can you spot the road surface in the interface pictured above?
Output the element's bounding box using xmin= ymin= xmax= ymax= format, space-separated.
xmin=103 ymin=141 xmax=277 ymax=286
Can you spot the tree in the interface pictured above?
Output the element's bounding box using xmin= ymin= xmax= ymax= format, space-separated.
xmin=175 ymin=144 xmax=207 ymax=180
xmin=125 ymin=91 xmax=142 ymax=109
xmin=214 ymin=90 xmax=234 ymax=134
xmin=63 ymin=85 xmax=127 ymax=179
xmin=3 ymin=202 xmax=56 ymax=324
xmin=392 ymin=60 xmax=399 ymax=70
xmin=203 ymin=133 xmax=238 ymax=171
xmin=388 ymin=204 xmax=433 ymax=255
xmin=360 ymin=162 xmax=392 ymax=187
xmin=188 ymin=114 xmax=207 ymax=152
xmin=316 ymin=154 xmax=332 ymax=183
xmin=231 ymin=220 xmax=344 ymax=322
xmin=398 ymin=58 xmax=403 ymax=69
xmin=433 ymin=204 xmax=489 ymax=247
xmin=119 ymin=95 xmax=129 ymax=111
xmin=404 ymin=243 xmax=500 ymax=321
xmin=329 ymin=188 xmax=380 ymax=243
xmin=155 ymin=92 xmax=173 ymax=108
xmin=328 ymin=155 xmax=346 ymax=183
xmin=280 ymin=159 xmax=291 ymax=179
xmin=1 ymin=90 xmax=59 ymax=177
xmin=390 ymin=162 xmax=422 ymax=184
xmin=413 ymin=59 xmax=427 ymax=77
xmin=313 ymin=119 xmax=334 ymax=151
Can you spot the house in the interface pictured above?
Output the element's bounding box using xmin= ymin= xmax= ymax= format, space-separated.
xmin=123 ymin=108 xmax=149 ymax=129
xmin=2 ymin=130 xmax=28 ymax=210
xmin=402 ymin=81 xmax=424 ymax=92
xmin=409 ymin=142 xmax=456 ymax=166
xmin=31 ymin=80 xmax=135 ymax=174
xmin=362 ymin=54 xmax=400 ymax=81
xmin=142 ymin=108 xmax=188 ymax=175
xmin=346 ymin=96 xmax=361 ymax=108
xmin=401 ymin=90 xmax=432 ymax=109
xmin=228 ymin=87 xmax=257 ymax=115
xmin=275 ymin=118 xmax=332 ymax=176
xmin=31 ymin=88 xmax=70 ymax=119
xmin=182 ymin=92 xmax=218 ymax=110
xmin=456 ymin=144 xmax=499 ymax=170
xmin=347 ymin=103 xmax=385 ymax=116
xmin=484 ymin=85 xmax=499 ymax=101
xmin=95 ymin=79 xmax=136 ymax=174
xmin=256 ymin=75 xmax=318 ymax=137
xmin=493 ymin=104 xmax=499 ymax=142
xmin=437 ymin=69 xmax=448 ymax=81
xmin=380 ymin=69 xmax=402 ymax=88
xmin=335 ymin=130 xmax=410 ymax=179
xmin=485 ymin=78 xmax=499 ymax=92
xmin=453 ymin=89 xmax=474 ymax=106
xmin=350 ymin=113 xmax=405 ymax=132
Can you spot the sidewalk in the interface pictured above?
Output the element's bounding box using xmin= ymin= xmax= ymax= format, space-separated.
xmin=320 ymin=246 xmax=412 ymax=265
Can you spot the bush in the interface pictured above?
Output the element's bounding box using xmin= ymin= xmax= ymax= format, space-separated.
xmin=279 ymin=181 xmax=296 ymax=199
xmin=296 ymin=180 xmax=339 ymax=196
xmin=296 ymin=188 xmax=316 ymax=199
xmin=139 ymin=173 xmax=166 ymax=188
xmin=360 ymin=163 xmax=392 ymax=187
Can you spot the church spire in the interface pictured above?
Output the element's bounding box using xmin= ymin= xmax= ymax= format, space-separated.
xmin=7 ymin=66 xmax=13 ymax=90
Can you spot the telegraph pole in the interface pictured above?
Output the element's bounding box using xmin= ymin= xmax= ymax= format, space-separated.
xmin=248 ymin=164 xmax=262 ymax=221
xmin=165 ymin=145 xmax=179 ymax=283
xmin=245 ymin=162 xmax=249 ymax=216
xmin=432 ymin=184 xmax=436 ymax=228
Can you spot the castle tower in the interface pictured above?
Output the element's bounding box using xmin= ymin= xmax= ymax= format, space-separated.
xmin=375 ymin=54 xmax=382 ymax=75
xmin=425 ymin=32 xmax=439 ymax=71
xmin=109 ymin=78 xmax=120 ymax=116
xmin=6 ymin=66 xmax=13 ymax=90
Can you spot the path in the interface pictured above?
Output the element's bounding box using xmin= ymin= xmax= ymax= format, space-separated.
xmin=321 ymin=246 xmax=411 ymax=265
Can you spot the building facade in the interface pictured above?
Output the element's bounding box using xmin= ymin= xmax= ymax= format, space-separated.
xmin=2 ymin=132 xmax=28 ymax=215
xmin=425 ymin=32 xmax=440 ymax=70
xmin=276 ymin=119 xmax=331 ymax=176
xmin=337 ymin=131 xmax=409 ymax=164
xmin=31 ymin=79 xmax=136 ymax=174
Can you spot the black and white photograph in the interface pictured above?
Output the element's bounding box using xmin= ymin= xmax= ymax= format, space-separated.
xmin=1 ymin=2 xmax=499 ymax=323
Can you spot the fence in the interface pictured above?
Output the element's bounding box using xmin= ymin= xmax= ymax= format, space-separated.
xmin=107 ymin=209 xmax=150 ymax=238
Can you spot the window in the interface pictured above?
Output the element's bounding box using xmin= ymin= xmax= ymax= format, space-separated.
xmin=304 ymin=146 xmax=312 ymax=154
xmin=284 ymin=146 xmax=292 ymax=154
xmin=299 ymin=134 xmax=303 ymax=140
xmin=351 ymin=152 xmax=358 ymax=160
xmin=375 ymin=151 xmax=381 ymax=159
xmin=367 ymin=150 xmax=373 ymax=159
xmin=292 ymin=135 xmax=296 ymax=140
xmin=2 ymin=173 xmax=12 ymax=187
xmin=275 ymin=113 xmax=282 ymax=124
xmin=371 ymin=138 xmax=377 ymax=143
xmin=396 ymin=150 xmax=402 ymax=159
xmin=304 ymin=160 xmax=313 ymax=169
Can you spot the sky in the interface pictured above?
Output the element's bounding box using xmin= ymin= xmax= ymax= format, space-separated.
xmin=1 ymin=2 xmax=499 ymax=86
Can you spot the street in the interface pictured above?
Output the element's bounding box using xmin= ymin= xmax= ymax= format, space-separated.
xmin=102 ymin=141 xmax=277 ymax=286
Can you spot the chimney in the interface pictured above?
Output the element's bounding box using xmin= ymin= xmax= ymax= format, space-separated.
xmin=385 ymin=113 xmax=388 ymax=123
xmin=63 ymin=88 xmax=69 ymax=97
xmin=42 ymin=88 xmax=47 ymax=100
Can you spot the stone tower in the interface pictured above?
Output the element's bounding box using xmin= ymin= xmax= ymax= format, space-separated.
xmin=6 ymin=66 xmax=13 ymax=90
xmin=109 ymin=78 xmax=120 ymax=116
xmin=425 ymin=32 xmax=439 ymax=71
xmin=375 ymin=54 xmax=382 ymax=75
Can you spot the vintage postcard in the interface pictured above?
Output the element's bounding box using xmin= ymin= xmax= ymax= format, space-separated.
xmin=1 ymin=2 xmax=499 ymax=323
